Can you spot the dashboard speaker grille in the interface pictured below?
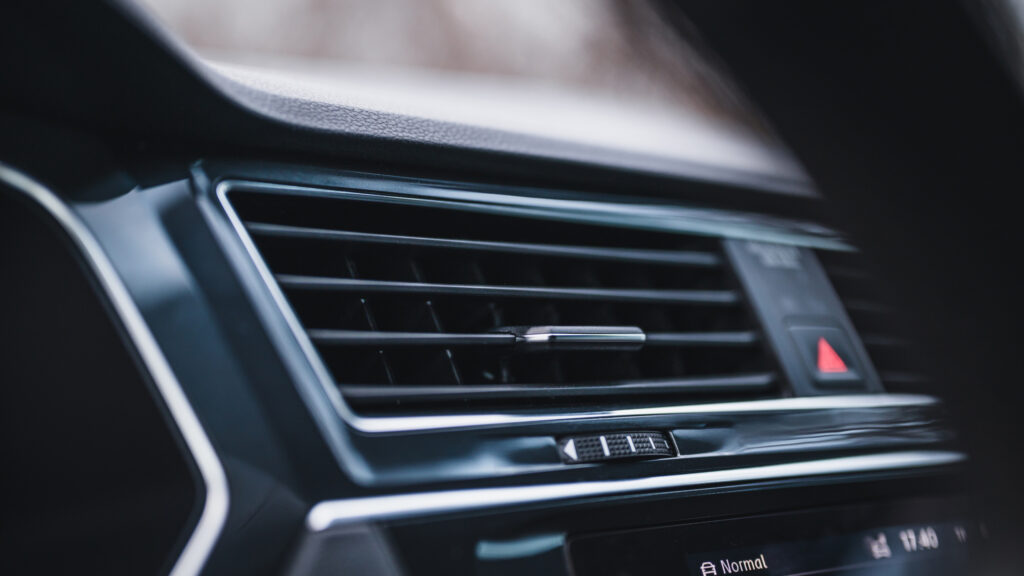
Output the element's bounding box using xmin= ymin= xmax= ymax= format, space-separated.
xmin=227 ymin=187 xmax=779 ymax=413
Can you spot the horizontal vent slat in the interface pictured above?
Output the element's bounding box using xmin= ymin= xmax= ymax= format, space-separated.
xmin=308 ymin=330 xmax=516 ymax=347
xmin=247 ymin=222 xmax=722 ymax=267
xmin=278 ymin=275 xmax=741 ymax=305
xmin=307 ymin=329 xmax=759 ymax=348
xmin=340 ymin=372 xmax=776 ymax=404
xmin=645 ymin=331 xmax=759 ymax=347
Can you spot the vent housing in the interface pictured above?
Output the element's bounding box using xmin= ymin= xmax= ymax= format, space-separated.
xmin=818 ymin=249 xmax=930 ymax=394
xmin=227 ymin=187 xmax=779 ymax=414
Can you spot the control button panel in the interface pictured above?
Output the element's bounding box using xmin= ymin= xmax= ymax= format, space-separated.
xmin=724 ymin=240 xmax=884 ymax=395
xmin=557 ymin=431 xmax=674 ymax=464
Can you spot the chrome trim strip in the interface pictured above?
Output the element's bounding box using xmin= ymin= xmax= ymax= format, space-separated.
xmin=0 ymin=164 xmax=230 ymax=576
xmin=214 ymin=178 xmax=940 ymax=435
xmin=216 ymin=180 xmax=362 ymax=434
xmin=307 ymin=450 xmax=965 ymax=531
xmin=349 ymin=394 xmax=939 ymax=433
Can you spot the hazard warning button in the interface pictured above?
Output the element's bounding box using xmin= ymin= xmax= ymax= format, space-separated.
xmin=787 ymin=325 xmax=862 ymax=386
xmin=816 ymin=337 xmax=847 ymax=373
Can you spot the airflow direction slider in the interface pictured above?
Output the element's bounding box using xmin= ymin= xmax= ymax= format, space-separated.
xmin=558 ymin=431 xmax=674 ymax=464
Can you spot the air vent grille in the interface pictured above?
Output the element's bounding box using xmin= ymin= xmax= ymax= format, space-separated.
xmin=228 ymin=188 xmax=778 ymax=412
xmin=818 ymin=249 xmax=930 ymax=394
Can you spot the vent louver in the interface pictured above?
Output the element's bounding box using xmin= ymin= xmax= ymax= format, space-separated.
xmin=817 ymin=250 xmax=930 ymax=394
xmin=227 ymin=187 xmax=779 ymax=413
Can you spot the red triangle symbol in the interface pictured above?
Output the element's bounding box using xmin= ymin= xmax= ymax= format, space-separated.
xmin=817 ymin=337 xmax=848 ymax=373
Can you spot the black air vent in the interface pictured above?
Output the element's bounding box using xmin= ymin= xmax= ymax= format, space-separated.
xmin=228 ymin=188 xmax=778 ymax=413
xmin=818 ymin=250 xmax=930 ymax=394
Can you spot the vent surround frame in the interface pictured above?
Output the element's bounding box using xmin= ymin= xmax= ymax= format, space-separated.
xmin=198 ymin=171 xmax=950 ymax=488
xmin=209 ymin=176 xmax=898 ymax=434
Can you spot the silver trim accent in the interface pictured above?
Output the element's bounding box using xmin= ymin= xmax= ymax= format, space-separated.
xmin=351 ymin=394 xmax=939 ymax=433
xmin=0 ymin=164 xmax=229 ymax=576
xmin=306 ymin=450 xmax=965 ymax=531
xmin=507 ymin=325 xmax=646 ymax=351
xmin=216 ymin=180 xmax=363 ymax=434
xmin=214 ymin=179 xmax=942 ymax=435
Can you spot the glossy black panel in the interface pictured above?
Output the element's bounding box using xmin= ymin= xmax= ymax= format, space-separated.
xmin=0 ymin=180 xmax=199 ymax=575
xmin=569 ymin=499 xmax=971 ymax=575
xmin=381 ymin=476 xmax=968 ymax=576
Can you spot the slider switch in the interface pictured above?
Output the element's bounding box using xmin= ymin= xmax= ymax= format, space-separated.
xmin=557 ymin=431 xmax=674 ymax=464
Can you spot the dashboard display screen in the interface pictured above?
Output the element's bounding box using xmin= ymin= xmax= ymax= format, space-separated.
xmin=569 ymin=500 xmax=973 ymax=575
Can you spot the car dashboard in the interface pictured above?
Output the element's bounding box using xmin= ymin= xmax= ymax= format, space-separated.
xmin=3 ymin=2 xmax=1013 ymax=575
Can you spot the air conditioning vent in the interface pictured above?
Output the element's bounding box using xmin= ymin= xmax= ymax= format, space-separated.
xmin=817 ymin=249 xmax=930 ymax=394
xmin=227 ymin=187 xmax=779 ymax=413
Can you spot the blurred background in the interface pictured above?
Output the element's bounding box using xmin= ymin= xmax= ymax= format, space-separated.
xmin=140 ymin=0 xmax=754 ymax=126
xmin=136 ymin=0 xmax=804 ymax=178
